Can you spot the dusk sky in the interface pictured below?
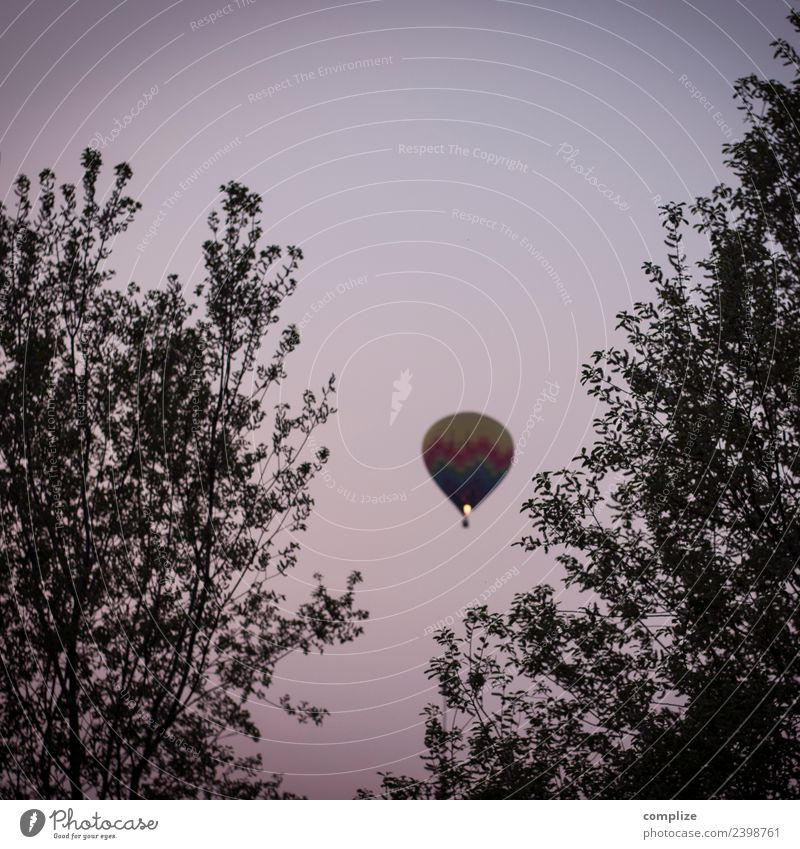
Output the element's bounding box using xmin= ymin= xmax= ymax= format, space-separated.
xmin=1 ymin=0 xmax=793 ymax=798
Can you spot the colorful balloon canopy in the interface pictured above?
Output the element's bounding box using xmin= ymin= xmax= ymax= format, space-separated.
xmin=422 ymin=412 xmax=514 ymax=526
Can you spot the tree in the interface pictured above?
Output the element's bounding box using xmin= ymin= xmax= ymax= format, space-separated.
xmin=363 ymin=15 xmax=800 ymax=800
xmin=0 ymin=150 xmax=367 ymax=799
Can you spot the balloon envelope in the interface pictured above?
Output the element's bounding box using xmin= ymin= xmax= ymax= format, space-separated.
xmin=422 ymin=412 xmax=513 ymax=522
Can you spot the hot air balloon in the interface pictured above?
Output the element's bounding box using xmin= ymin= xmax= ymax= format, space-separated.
xmin=422 ymin=412 xmax=514 ymax=527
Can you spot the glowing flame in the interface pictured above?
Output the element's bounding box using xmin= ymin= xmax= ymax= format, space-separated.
xmin=462 ymin=504 xmax=472 ymax=517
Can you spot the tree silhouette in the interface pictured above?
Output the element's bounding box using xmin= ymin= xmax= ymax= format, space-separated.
xmin=0 ymin=151 xmax=367 ymax=799
xmin=362 ymin=15 xmax=800 ymax=800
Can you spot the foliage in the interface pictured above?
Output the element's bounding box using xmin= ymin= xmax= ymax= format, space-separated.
xmin=0 ymin=150 xmax=367 ymax=799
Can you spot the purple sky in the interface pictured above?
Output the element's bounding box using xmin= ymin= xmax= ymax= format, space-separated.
xmin=1 ymin=0 xmax=794 ymax=798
